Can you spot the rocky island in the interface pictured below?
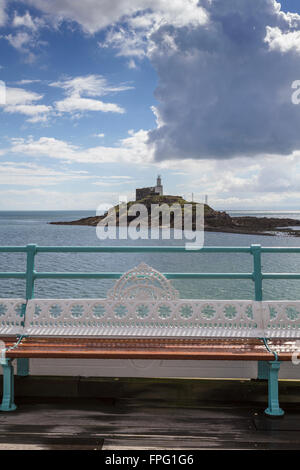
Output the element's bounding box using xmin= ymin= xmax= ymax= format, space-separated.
xmin=50 ymin=194 xmax=300 ymax=237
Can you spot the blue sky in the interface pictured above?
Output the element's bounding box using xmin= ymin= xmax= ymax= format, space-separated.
xmin=1 ymin=0 xmax=300 ymax=211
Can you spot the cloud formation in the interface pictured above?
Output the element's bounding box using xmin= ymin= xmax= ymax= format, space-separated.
xmin=8 ymin=129 xmax=154 ymax=164
xmin=146 ymin=0 xmax=300 ymax=161
xmin=6 ymin=130 xmax=300 ymax=209
xmin=10 ymin=0 xmax=300 ymax=164
xmin=22 ymin=0 xmax=207 ymax=34
xmin=3 ymin=10 xmax=46 ymax=62
xmin=0 ymin=75 xmax=132 ymax=123
xmin=0 ymin=161 xmax=91 ymax=186
xmin=51 ymin=74 xmax=132 ymax=115
xmin=12 ymin=10 xmax=45 ymax=31
xmin=0 ymin=187 xmax=117 ymax=210
xmin=3 ymin=0 xmax=300 ymax=211
xmin=1 ymin=86 xmax=51 ymax=122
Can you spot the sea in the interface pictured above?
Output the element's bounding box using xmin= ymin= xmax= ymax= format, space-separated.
xmin=1 ymin=210 xmax=300 ymax=301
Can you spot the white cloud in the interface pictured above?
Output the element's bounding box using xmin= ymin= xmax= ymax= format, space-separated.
xmin=4 ymin=31 xmax=39 ymax=62
xmin=92 ymin=175 xmax=134 ymax=186
xmin=22 ymin=0 xmax=207 ymax=34
xmin=0 ymin=75 xmax=129 ymax=122
xmin=15 ymin=79 xmax=41 ymax=85
xmin=1 ymin=86 xmax=51 ymax=121
xmin=54 ymin=95 xmax=124 ymax=114
xmin=92 ymin=180 xmax=133 ymax=187
xmin=8 ymin=129 xmax=154 ymax=164
xmin=50 ymin=75 xmax=131 ymax=96
xmin=128 ymin=59 xmax=137 ymax=69
xmin=0 ymin=188 xmax=119 ymax=210
xmin=12 ymin=11 xmax=44 ymax=31
xmin=100 ymin=27 xmax=148 ymax=58
xmin=163 ymin=151 xmax=300 ymax=210
xmin=265 ymin=26 xmax=300 ymax=53
xmin=5 ymin=11 xmax=46 ymax=62
xmin=98 ymin=175 xmax=133 ymax=179
xmin=5 ymin=31 xmax=32 ymax=50
xmin=4 ymin=128 xmax=300 ymax=209
xmin=5 ymin=103 xmax=50 ymax=120
xmin=0 ymin=161 xmax=92 ymax=186
xmin=4 ymin=87 xmax=42 ymax=106
xmin=51 ymin=74 xmax=132 ymax=115
xmin=100 ymin=1 xmax=206 ymax=59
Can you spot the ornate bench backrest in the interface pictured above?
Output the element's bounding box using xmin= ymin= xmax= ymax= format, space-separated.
xmin=0 ymin=299 xmax=26 ymax=335
xmin=23 ymin=264 xmax=262 ymax=338
xmin=262 ymin=301 xmax=300 ymax=338
xmin=3 ymin=266 xmax=300 ymax=339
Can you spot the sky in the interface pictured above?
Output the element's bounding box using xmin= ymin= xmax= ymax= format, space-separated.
xmin=1 ymin=0 xmax=300 ymax=211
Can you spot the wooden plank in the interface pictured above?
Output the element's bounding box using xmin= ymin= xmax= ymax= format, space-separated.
xmin=0 ymin=337 xmax=281 ymax=360
xmin=254 ymin=415 xmax=300 ymax=431
xmin=0 ymin=443 xmax=102 ymax=450
xmin=101 ymin=436 xmax=300 ymax=450
xmin=0 ymin=400 xmax=300 ymax=449
xmin=0 ymin=431 xmax=103 ymax=450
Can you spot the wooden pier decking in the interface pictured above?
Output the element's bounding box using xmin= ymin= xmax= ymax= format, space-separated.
xmin=0 ymin=377 xmax=300 ymax=450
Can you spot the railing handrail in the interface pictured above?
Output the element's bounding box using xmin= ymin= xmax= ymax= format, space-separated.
xmin=34 ymin=246 xmax=300 ymax=253
xmin=0 ymin=243 xmax=299 ymax=300
xmin=0 ymin=245 xmax=251 ymax=253
xmin=1 ymin=245 xmax=300 ymax=253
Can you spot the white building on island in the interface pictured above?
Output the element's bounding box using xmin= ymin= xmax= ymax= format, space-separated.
xmin=136 ymin=175 xmax=163 ymax=201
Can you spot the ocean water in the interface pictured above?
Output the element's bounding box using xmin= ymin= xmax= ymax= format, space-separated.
xmin=1 ymin=210 xmax=300 ymax=300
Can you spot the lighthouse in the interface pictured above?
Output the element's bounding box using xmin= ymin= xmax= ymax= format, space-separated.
xmin=155 ymin=175 xmax=163 ymax=196
xmin=135 ymin=176 xmax=164 ymax=200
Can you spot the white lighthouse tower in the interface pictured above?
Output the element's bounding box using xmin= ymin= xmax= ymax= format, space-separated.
xmin=155 ymin=175 xmax=163 ymax=196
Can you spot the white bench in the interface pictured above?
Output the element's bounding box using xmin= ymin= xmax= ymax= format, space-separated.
xmin=1 ymin=263 xmax=300 ymax=416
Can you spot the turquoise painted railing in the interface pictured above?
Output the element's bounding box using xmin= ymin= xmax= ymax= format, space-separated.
xmin=0 ymin=243 xmax=300 ymax=302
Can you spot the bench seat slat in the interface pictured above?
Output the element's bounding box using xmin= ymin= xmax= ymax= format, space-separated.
xmin=0 ymin=337 xmax=295 ymax=361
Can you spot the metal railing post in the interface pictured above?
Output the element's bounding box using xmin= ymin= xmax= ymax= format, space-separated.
xmin=17 ymin=244 xmax=37 ymax=377
xmin=25 ymin=244 xmax=37 ymax=300
xmin=251 ymin=244 xmax=263 ymax=301
xmin=251 ymin=244 xmax=266 ymax=380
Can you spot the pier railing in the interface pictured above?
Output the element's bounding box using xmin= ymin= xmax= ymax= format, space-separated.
xmin=0 ymin=243 xmax=300 ymax=301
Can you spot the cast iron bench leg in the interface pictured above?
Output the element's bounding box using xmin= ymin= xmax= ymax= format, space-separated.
xmin=17 ymin=358 xmax=29 ymax=377
xmin=257 ymin=360 xmax=269 ymax=379
xmin=265 ymin=360 xmax=284 ymax=417
xmin=0 ymin=359 xmax=16 ymax=412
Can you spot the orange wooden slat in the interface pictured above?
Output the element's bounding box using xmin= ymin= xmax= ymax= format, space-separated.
xmin=1 ymin=336 xmax=296 ymax=361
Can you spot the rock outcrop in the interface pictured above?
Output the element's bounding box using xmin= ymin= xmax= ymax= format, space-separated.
xmin=50 ymin=195 xmax=300 ymax=236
